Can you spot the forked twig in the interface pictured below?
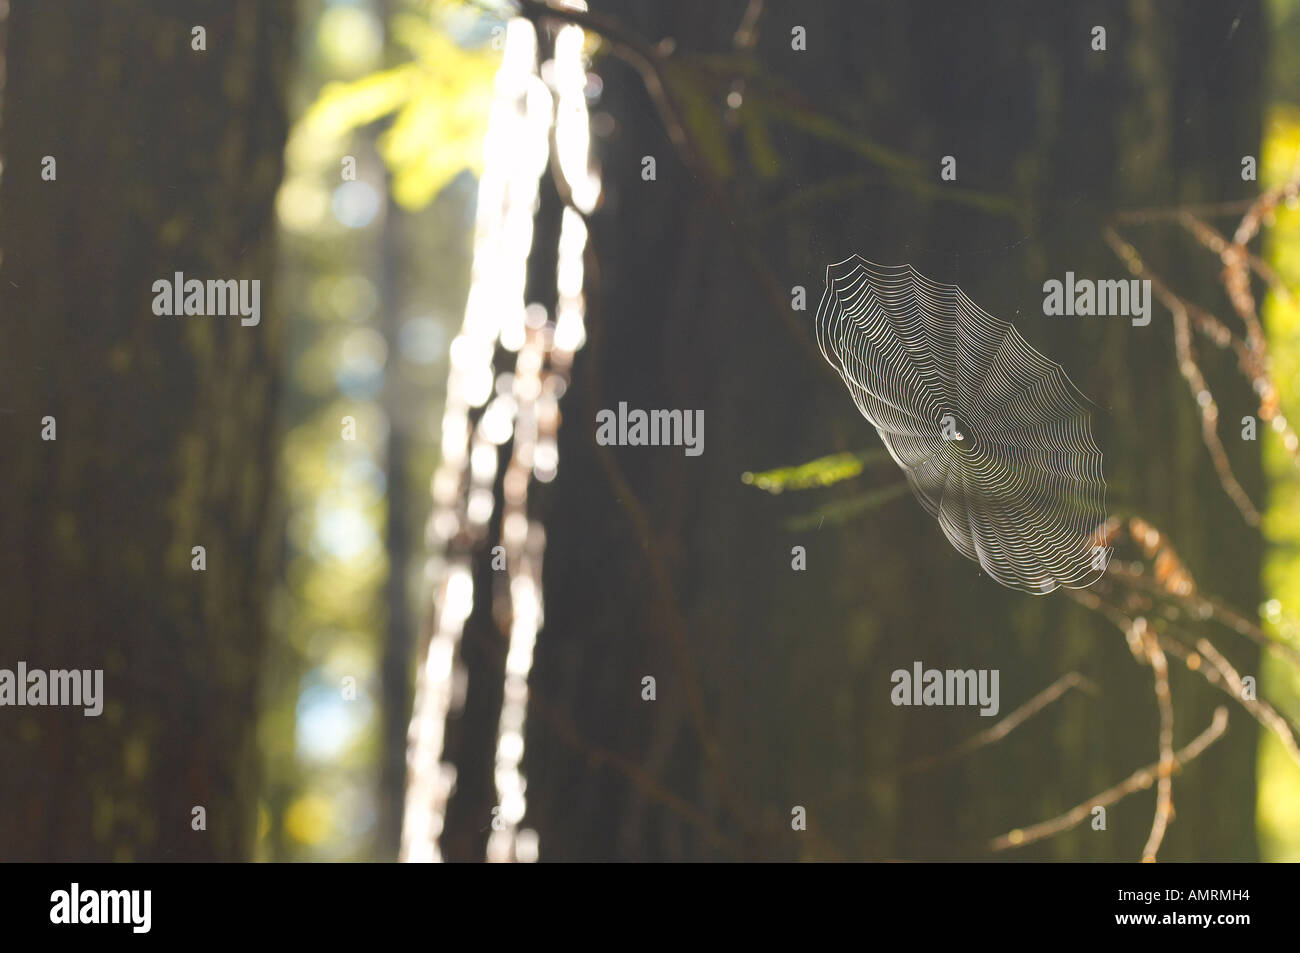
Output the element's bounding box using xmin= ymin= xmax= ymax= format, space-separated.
xmin=1105 ymin=180 xmax=1300 ymax=522
xmin=1107 ymin=560 xmax=1300 ymax=668
xmin=989 ymin=707 xmax=1228 ymax=853
xmin=1195 ymin=637 xmax=1300 ymax=765
xmin=1103 ymin=226 xmax=1261 ymax=525
xmin=1075 ymin=582 xmax=1300 ymax=770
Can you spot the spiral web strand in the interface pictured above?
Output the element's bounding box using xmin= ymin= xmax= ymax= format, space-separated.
xmin=814 ymin=257 xmax=1109 ymax=594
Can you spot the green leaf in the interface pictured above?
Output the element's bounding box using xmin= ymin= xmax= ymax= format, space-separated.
xmin=301 ymin=65 xmax=420 ymax=140
xmin=296 ymin=14 xmax=499 ymax=209
xmin=742 ymin=449 xmax=890 ymax=494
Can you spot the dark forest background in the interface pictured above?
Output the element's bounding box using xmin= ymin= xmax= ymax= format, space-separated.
xmin=2 ymin=0 xmax=1298 ymax=862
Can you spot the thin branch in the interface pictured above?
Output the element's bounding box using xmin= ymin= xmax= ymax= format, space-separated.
xmin=1136 ymin=619 xmax=1175 ymax=862
xmin=1074 ymin=577 xmax=1300 ymax=769
xmin=1179 ymin=211 xmax=1292 ymax=330
xmin=514 ymin=0 xmax=839 ymax=372
xmin=527 ymin=692 xmax=742 ymax=856
xmin=1194 ymin=637 xmax=1300 ymax=766
xmin=989 ymin=707 xmax=1229 ymax=853
xmin=1233 ymin=178 xmax=1300 ymax=247
xmin=529 ymin=22 xmax=838 ymax=856
xmin=574 ymin=202 xmax=782 ymax=854
xmin=893 ymin=672 xmax=1098 ymax=777
xmin=1110 ymin=181 xmax=1299 ymax=229
xmin=516 ymin=0 xmax=691 ymax=152
xmin=1108 ymin=184 xmax=1300 ymax=473
xmin=464 ymin=546 xmax=747 ymax=855
xmin=1103 ymin=226 xmax=1261 ymax=525
xmin=1107 ymin=561 xmax=1300 ymax=668
xmin=731 ymin=0 xmax=763 ymax=51
xmin=820 ymin=670 xmax=1096 ymax=817
xmin=1113 ymin=198 xmax=1266 ymax=224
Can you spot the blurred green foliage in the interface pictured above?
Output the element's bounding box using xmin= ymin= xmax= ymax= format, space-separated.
xmin=260 ymin=0 xmax=491 ymax=860
xmin=1257 ymin=75 xmax=1300 ymax=860
xmin=742 ymin=449 xmax=889 ymax=493
xmin=301 ymin=13 xmax=496 ymax=208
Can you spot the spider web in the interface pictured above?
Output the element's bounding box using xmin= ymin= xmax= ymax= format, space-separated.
xmin=814 ymin=256 xmax=1109 ymax=594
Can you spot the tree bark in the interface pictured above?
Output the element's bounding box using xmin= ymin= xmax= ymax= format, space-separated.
xmin=519 ymin=0 xmax=1264 ymax=861
xmin=0 ymin=0 xmax=293 ymax=861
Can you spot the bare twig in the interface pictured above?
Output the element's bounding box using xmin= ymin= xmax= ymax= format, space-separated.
xmin=1179 ymin=212 xmax=1293 ymax=323
xmin=1076 ymin=580 xmax=1300 ymax=771
xmin=1114 ymin=198 xmax=1270 ymax=224
xmin=989 ymin=707 xmax=1229 ymax=852
xmin=1108 ymin=181 xmax=1300 ymax=479
xmin=731 ymin=0 xmax=763 ymax=50
xmin=1233 ymin=179 xmax=1300 ymax=247
xmin=1137 ymin=619 xmax=1175 ymax=862
xmin=892 ymin=672 xmax=1098 ymax=777
xmin=1194 ymin=637 xmax=1300 ymax=766
xmin=1107 ymin=561 xmax=1300 ymax=668
xmin=1178 ymin=212 xmax=1268 ymax=356
xmin=529 ymin=693 xmax=740 ymax=854
xmin=515 ymin=0 xmax=824 ymax=370
xmin=573 ymin=201 xmax=806 ymax=857
xmin=1103 ymin=226 xmax=1262 ymax=525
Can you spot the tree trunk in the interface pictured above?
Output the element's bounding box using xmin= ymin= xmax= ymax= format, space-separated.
xmin=0 ymin=0 xmax=293 ymax=861
xmin=519 ymin=0 xmax=1263 ymax=861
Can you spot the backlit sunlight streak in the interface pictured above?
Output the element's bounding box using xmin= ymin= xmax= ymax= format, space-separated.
xmin=485 ymin=12 xmax=599 ymax=864
xmin=401 ymin=17 xmax=551 ymax=863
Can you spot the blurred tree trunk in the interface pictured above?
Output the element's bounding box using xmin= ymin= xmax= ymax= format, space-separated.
xmin=516 ymin=0 xmax=1264 ymax=860
xmin=375 ymin=0 xmax=414 ymax=864
xmin=0 ymin=0 xmax=293 ymax=860
xmin=438 ymin=25 xmax=570 ymax=866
